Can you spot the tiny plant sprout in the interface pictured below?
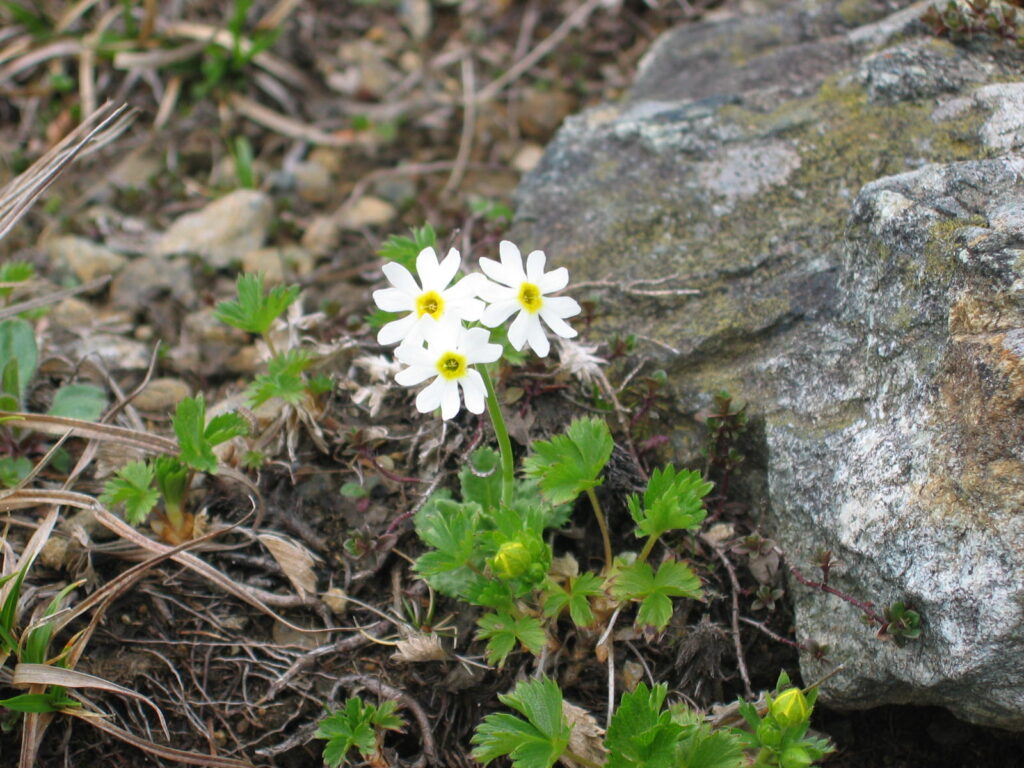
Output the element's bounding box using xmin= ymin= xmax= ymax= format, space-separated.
xmin=372 ymin=246 xmax=486 ymax=346
xmin=479 ymin=240 xmax=581 ymax=358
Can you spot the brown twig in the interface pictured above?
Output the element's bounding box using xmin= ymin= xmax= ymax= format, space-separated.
xmin=702 ymin=533 xmax=753 ymax=698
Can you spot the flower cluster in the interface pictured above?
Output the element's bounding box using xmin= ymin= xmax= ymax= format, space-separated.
xmin=373 ymin=240 xmax=581 ymax=420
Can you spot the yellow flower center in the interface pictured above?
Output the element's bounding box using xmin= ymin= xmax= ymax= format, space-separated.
xmin=416 ymin=290 xmax=445 ymax=319
xmin=435 ymin=351 xmax=467 ymax=381
xmin=517 ymin=282 xmax=543 ymax=314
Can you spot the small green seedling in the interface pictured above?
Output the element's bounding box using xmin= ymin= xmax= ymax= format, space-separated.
xmin=315 ymin=696 xmax=406 ymax=768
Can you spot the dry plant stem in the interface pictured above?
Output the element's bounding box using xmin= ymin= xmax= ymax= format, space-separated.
xmin=738 ymin=616 xmax=809 ymax=652
xmin=702 ymin=533 xmax=753 ymax=698
xmin=475 ymin=0 xmax=605 ymax=103
xmin=443 ymin=56 xmax=475 ymax=194
xmin=778 ymin=547 xmax=885 ymax=625
xmin=585 ymin=488 xmax=613 ymax=572
xmin=566 ymin=749 xmax=603 ymax=768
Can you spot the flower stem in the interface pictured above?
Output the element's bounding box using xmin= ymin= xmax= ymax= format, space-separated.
xmin=637 ymin=533 xmax=660 ymax=565
xmin=585 ymin=488 xmax=613 ymax=572
xmin=479 ymin=364 xmax=514 ymax=506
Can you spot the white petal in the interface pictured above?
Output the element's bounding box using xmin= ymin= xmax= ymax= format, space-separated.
xmin=479 ymin=257 xmax=514 ymax=288
xmin=395 ymin=364 xmax=436 ymax=386
xmin=415 ymin=247 xmax=441 ymax=287
xmin=415 ymin=377 xmax=446 ymax=413
xmin=377 ymin=313 xmax=417 ymax=346
xmin=498 ymin=241 xmax=527 ymax=283
xmin=527 ymin=318 xmax=550 ymax=357
xmin=507 ymin=310 xmax=530 ymax=350
xmin=449 ymin=296 xmax=485 ymax=322
xmin=431 ymin=247 xmax=461 ymax=290
xmin=481 ymin=299 xmax=520 ymax=327
xmin=525 ymin=250 xmax=547 ymax=284
xmin=539 ymin=267 xmax=569 ymax=294
xmin=420 ymin=319 xmax=462 ymax=352
xmin=447 ymin=272 xmax=486 ymax=300
xmin=461 ymin=370 xmax=486 ymax=414
xmin=542 ymin=295 xmax=581 ymax=319
xmin=395 ymin=340 xmax=434 ymax=367
xmin=372 ymin=287 xmax=413 ymax=312
xmin=540 ymin=309 xmax=577 ymax=339
xmin=440 ymin=382 xmax=462 ymax=420
xmin=382 ymin=262 xmax=420 ymax=295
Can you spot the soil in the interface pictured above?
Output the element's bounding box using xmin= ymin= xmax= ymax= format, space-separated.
xmin=1 ymin=1 xmax=1023 ymax=766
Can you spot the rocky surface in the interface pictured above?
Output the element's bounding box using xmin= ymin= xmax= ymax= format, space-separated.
xmin=512 ymin=0 xmax=1024 ymax=729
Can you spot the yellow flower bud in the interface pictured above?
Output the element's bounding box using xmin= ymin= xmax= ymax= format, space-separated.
xmin=492 ymin=541 xmax=531 ymax=579
xmin=770 ymin=687 xmax=810 ymax=728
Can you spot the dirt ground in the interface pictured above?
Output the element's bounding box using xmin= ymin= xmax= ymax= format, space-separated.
xmin=1 ymin=1 xmax=1023 ymax=766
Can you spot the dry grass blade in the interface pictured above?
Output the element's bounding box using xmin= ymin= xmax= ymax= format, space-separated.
xmin=0 ymin=488 xmax=100 ymax=514
xmin=90 ymin=505 xmax=326 ymax=634
xmin=0 ymin=101 xmax=135 ymax=243
xmin=0 ymin=411 xmax=178 ymax=454
xmin=12 ymin=664 xmax=169 ymax=738
xmin=62 ymin=707 xmax=254 ymax=768
xmin=229 ymin=93 xmax=353 ymax=147
xmin=0 ymin=507 xmax=57 ymax=608
xmin=0 ymin=277 xmax=111 ymax=322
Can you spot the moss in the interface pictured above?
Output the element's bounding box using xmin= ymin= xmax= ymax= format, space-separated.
xmin=924 ymin=216 xmax=988 ymax=283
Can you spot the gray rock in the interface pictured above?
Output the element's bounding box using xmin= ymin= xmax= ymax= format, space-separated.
xmin=152 ymin=189 xmax=273 ymax=269
xmin=46 ymin=235 xmax=126 ymax=283
xmin=512 ymin=0 xmax=1024 ymax=728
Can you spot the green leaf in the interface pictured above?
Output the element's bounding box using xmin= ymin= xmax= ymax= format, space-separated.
xmin=0 ymin=692 xmax=74 ymax=714
xmin=154 ymin=455 xmax=189 ymax=512
xmin=214 ymin=273 xmax=299 ymax=336
xmin=669 ymin=705 xmax=745 ymax=768
xmin=316 ymin=696 xmax=404 ymax=767
xmin=612 ymin=561 xmax=703 ymax=630
xmin=204 ymin=411 xmax=249 ymax=446
xmin=627 ymin=465 xmax=713 ymax=540
xmin=414 ymin=499 xmax=486 ymax=598
xmin=459 ymin=446 xmax=502 ymax=511
xmin=247 ymin=348 xmax=313 ymax=406
xmin=99 ymin=460 xmax=160 ymax=525
xmin=606 ymin=683 xmax=682 ymax=768
xmin=477 ymin=612 xmax=546 ymax=667
xmin=0 ymin=318 xmax=38 ymax=404
xmin=471 ymin=677 xmax=570 ymax=768
xmin=542 ymin=572 xmax=604 ymax=628
xmin=172 ymin=395 xmax=217 ymax=473
xmin=0 ymin=456 xmax=31 ymax=488
xmin=522 ymin=417 xmax=613 ymax=505
xmin=47 ymin=383 xmax=107 ymax=421
xmin=0 ymin=261 xmax=35 ymax=299
xmin=376 ymin=224 xmax=437 ymax=270
xmin=22 ymin=580 xmax=80 ymax=664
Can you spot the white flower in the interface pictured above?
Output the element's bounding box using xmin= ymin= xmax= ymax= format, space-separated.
xmin=394 ymin=326 xmax=502 ymax=420
xmin=479 ymin=240 xmax=581 ymax=358
xmin=372 ymin=246 xmax=486 ymax=346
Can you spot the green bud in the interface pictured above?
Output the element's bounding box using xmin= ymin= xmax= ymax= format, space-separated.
xmin=491 ymin=541 xmax=531 ymax=579
xmin=770 ymin=687 xmax=810 ymax=728
xmin=780 ymin=745 xmax=813 ymax=768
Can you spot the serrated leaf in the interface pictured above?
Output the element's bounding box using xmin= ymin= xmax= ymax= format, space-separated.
xmin=606 ymin=683 xmax=682 ymax=768
xmin=459 ymin=446 xmax=502 ymax=510
xmin=627 ymin=465 xmax=713 ymax=540
xmin=247 ymin=348 xmax=314 ymax=406
xmin=522 ymin=417 xmax=613 ymax=505
xmin=316 ymin=698 xmax=378 ymax=767
xmin=0 ymin=318 xmax=37 ymax=403
xmin=172 ymin=395 xmax=217 ymax=473
xmin=612 ymin=561 xmax=703 ymax=630
xmin=47 ymin=383 xmax=107 ymax=421
xmin=477 ymin=612 xmax=546 ymax=667
xmin=376 ymin=224 xmax=437 ymax=270
xmin=413 ymin=499 xmax=485 ymax=598
xmin=99 ymin=460 xmax=160 ymax=525
xmin=471 ymin=677 xmax=570 ymax=768
xmin=204 ymin=411 xmax=249 ymax=445
xmin=542 ymin=572 xmax=604 ymax=628
xmin=214 ymin=273 xmax=299 ymax=335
